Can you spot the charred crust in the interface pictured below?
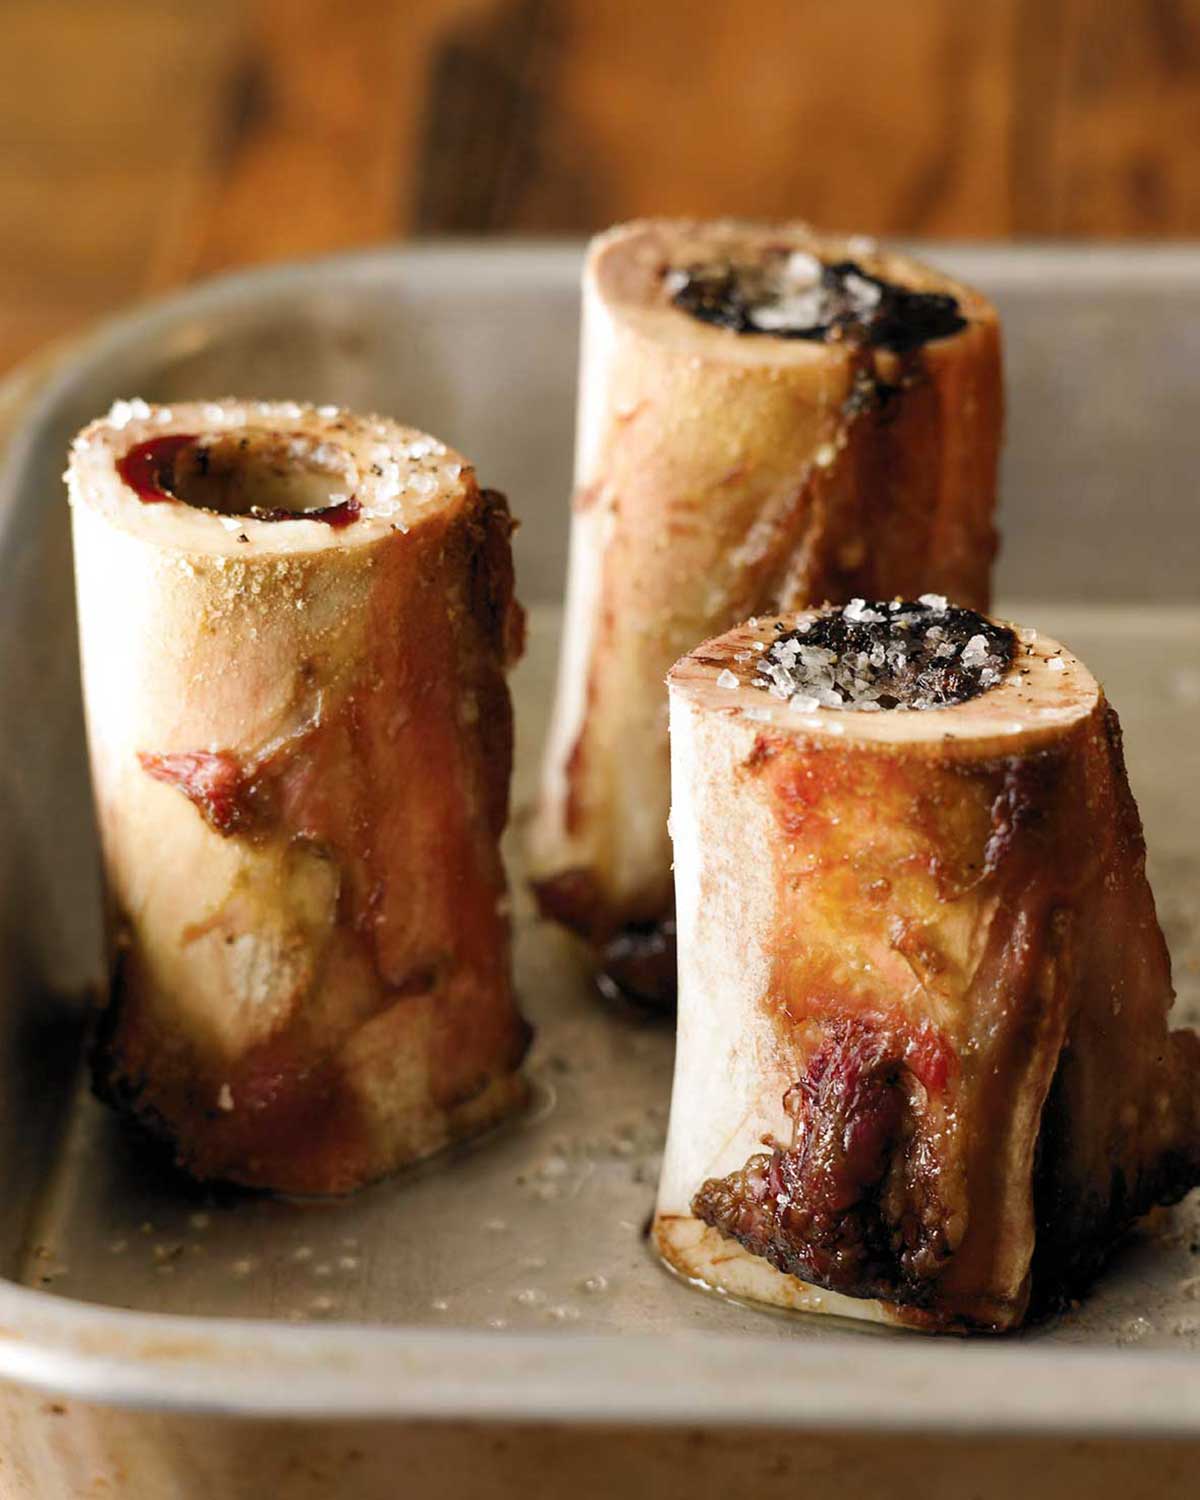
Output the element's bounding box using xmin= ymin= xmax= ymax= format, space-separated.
xmin=463 ymin=488 xmax=523 ymax=840
xmin=692 ymin=1015 xmax=958 ymax=1308
xmin=472 ymin=488 xmax=525 ymax=669
xmin=1099 ymin=701 xmax=1152 ymax=868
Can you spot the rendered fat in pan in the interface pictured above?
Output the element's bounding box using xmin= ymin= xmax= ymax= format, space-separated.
xmin=654 ymin=599 xmax=1200 ymax=1332
xmin=68 ymin=399 xmax=530 ymax=1193
xmin=530 ymin=220 xmax=1003 ymax=1005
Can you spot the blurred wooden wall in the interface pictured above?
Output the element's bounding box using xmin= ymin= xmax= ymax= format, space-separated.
xmin=3 ymin=0 xmax=1200 ymax=371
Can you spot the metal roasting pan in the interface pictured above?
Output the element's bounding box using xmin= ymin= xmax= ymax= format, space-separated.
xmin=0 ymin=243 xmax=1197 ymax=1497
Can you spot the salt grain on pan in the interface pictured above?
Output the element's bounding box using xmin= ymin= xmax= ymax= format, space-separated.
xmin=217 ymin=1083 xmax=234 ymax=1112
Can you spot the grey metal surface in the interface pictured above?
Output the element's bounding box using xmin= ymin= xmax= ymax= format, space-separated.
xmin=0 ymin=244 xmax=1197 ymax=1436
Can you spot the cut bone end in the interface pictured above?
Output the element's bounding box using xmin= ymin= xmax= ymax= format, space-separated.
xmin=68 ymin=398 xmax=470 ymax=553
xmin=667 ymin=603 xmax=1098 ymax=758
xmin=589 ymin=219 xmax=998 ymax=363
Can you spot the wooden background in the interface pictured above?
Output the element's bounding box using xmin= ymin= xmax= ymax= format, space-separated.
xmin=3 ymin=0 xmax=1200 ymax=374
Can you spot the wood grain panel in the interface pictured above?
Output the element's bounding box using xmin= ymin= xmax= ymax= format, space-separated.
xmin=0 ymin=1 xmax=241 ymax=367
xmin=502 ymin=0 xmax=1019 ymax=235
xmin=3 ymin=0 xmax=1200 ymax=375
xmin=154 ymin=0 xmax=499 ymax=284
xmin=1047 ymin=0 xmax=1200 ymax=234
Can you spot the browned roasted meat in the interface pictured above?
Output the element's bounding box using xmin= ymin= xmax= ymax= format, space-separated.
xmin=654 ymin=600 xmax=1200 ymax=1331
xmin=530 ymin=220 xmax=1003 ymax=1003
xmin=69 ymin=400 xmax=530 ymax=1193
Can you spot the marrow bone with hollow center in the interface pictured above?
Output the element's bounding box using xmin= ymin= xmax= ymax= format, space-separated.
xmin=68 ymin=398 xmax=529 ymax=1193
xmin=528 ymin=219 xmax=1004 ymax=1005
xmin=655 ymin=605 xmax=1200 ymax=1331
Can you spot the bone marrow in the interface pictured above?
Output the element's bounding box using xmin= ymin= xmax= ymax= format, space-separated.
xmin=69 ymin=399 xmax=530 ymax=1193
xmin=653 ymin=603 xmax=1200 ymax=1331
xmin=669 ymin=254 xmax=967 ymax=350
xmin=755 ymin=595 xmax=1014 ymax=710
xmin=118 ymin=429 xmax=364 ymax=527
xmin=530 ymin=220 xmax=1003 ymax=1005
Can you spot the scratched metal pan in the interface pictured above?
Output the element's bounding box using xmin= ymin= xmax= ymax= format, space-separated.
xmin=0 ymin=245 xmax=1197 ymax=1493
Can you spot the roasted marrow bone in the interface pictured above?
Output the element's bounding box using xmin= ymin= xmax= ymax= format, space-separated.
xmin=69 ymin=399 xmax=530 ymax=1193
xmin=654 ymin=600 xmax=1199 ymax=1331
xmin=530 ymin=220 xmax=1003 ymax=1004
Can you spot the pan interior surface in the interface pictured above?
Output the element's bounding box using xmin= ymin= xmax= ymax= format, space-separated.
xmin=0 ymin=245 xmax=1196 ymax=1429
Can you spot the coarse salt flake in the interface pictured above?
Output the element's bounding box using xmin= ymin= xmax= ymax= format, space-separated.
xmin=961 ymin=634 xmax=989 ymax=668
xmin=108 ymin=398 xmax=152 ymax=429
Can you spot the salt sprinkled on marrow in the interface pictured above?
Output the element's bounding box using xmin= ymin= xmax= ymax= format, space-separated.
xmin=71 ymin=398 xmax=465 ymax=533
xmin=668 ymin=253 xmax=967 ymax=351
xmin=751 ymin=598 xmax=1014 ymax=712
